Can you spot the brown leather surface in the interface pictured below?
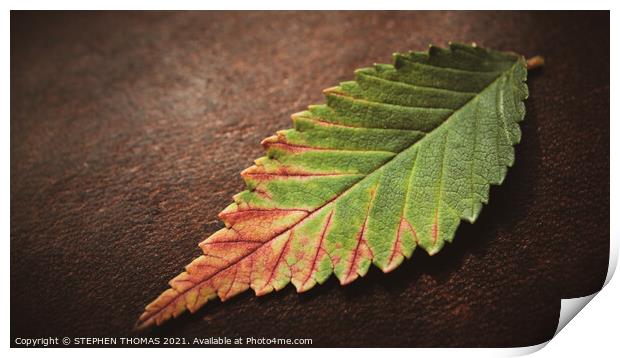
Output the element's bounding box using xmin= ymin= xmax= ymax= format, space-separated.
xmin=11 ymin=11 xmax=609 ymax=347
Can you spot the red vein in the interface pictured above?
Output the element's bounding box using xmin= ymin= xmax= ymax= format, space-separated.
xmin=301 ymin=210 xmax=334 ymax=288
xmin=202 ymin=251 xmax=230 ymax=263
xmin=243 ymin=172 xmax=358 ymax=179
xmin=343 ymin=188 xmax=376 ymax=283
xmin=188 ymin=261 xmax=220 ymax=272
xmin=302 ymin=116 xmax=425 ymax=133
xmin=223 ymin=208 xmax=310 ymax=214
xmin=203 ymin=239 xmax=264 ymax=246
xmin=387 ymin=219 xmax=404 ymax=268
xmin=170 ymin=277 xmax=195 ymax=286
xmin=222 ymin=266 xmax=238 ymax=299
xmin=388 ymin=148 xmax=417 ymax=269
xmin=401 ymin=217 xmax=419 ymax=245
xmin=267 ymin=141 xmax=396 ymax=154
xmin=432 ymin=211 xmax=439 ymax=244
xmin=253 ymin=187 xmax=272 ymax=200
xmin=307 ymin=117 xmax=367 ymax=129
xmin=141 ymin=180 xmax=355 ymax=323
xmin=262 ymin=230 xmax=294 ymax=292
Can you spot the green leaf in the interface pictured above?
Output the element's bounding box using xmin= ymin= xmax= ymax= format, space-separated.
xmin=137 ymin=43 xmax=529 ymax=329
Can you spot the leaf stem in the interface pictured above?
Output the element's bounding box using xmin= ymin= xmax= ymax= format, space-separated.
xmin=526 ymin=56 xmax=545 ymax=70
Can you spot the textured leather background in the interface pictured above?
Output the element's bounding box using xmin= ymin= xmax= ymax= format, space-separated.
xmin=11 ymin=11 xmax=609 ymax=347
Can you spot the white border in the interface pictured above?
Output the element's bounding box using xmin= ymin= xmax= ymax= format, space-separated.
xmin=5 ymin=1 xmax=617 ymax=356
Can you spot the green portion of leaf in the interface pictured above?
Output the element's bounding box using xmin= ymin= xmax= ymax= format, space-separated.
xmin=137 ymin=43 xmax=529 ymax=329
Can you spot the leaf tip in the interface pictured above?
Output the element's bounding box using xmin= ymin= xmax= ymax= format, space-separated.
xmin=382 ymin=257 xmax=405 ymax=274
xmin=133 ymin=317 xmax=152 ymax=332
xmin=427 ymin=247 xmax=441 ymax=256
xmin=290 ymin=111 xmax=306 ymax=120
xmin=322 ymin=86 xmax=339 ymax=95
xmin=424 ymin=240 xmax=445 ymax=257
xmin=260 ymin=135 xmax=279 ymax=148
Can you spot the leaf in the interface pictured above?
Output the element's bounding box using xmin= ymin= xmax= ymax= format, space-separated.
xmin=137 ymin=43 xmax=529 ymax=329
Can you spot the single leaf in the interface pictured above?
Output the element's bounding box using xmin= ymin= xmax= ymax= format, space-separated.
xmin=137 ymin=43 xmax=529 ymax=329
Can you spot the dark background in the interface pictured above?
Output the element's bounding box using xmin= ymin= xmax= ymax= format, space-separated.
xmin=11 ymin=11 xmax=609 ymax=347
